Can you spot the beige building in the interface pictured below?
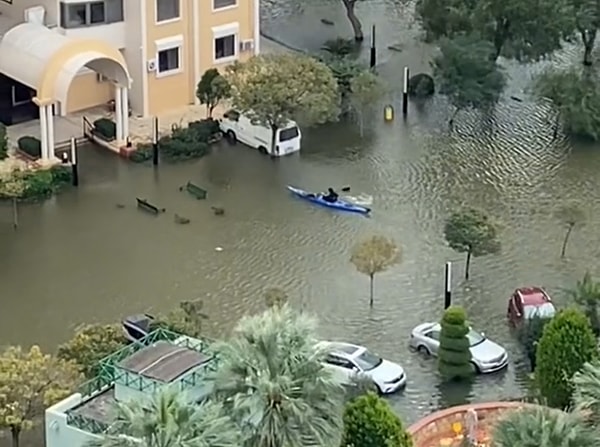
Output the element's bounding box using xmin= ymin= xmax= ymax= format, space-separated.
xmin=0 ymin=0 xmax=260 ymax=159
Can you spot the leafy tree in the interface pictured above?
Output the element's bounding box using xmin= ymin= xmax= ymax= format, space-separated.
xmin=571 ymin=0 xmax=600 ymax=65
xmin=349 ymin=71 xmax=385 ymax=136
xmin=532 ymin=67 xmax=600 ymax=141
xmin=0 ymin=123 xmax=7 ymax=160
xmin=321 ymin=38 xmax=360 ymax=58
xmin=210 ymin=304 xmax=344 ymax=447
xmin=0 ymin=345 xmax=81 ymax=447
xmin=415 ymin=0 xmax=575 ymax=61
xmin=492 ymin=406 xmax=597 ymax=447
xmin=89 ymin=388 xmax=240 ymax=447
xmin=57 ymin=324 xmax=127 ymax=379
xmin=535 ymin=308 xmax=597 ymax=408
xmin=572 ymin=360 xmax=600 ymax=426
xmin=340 ymin=0 xmax=365 ymax=42
xmin=432 ymin=35 xmax=506 ymax=126
xmin=555 ymin=202 xmax=585 ymax=258
xmin=196 ymin=68 xmax=231 ymax=118
xmin=319 ymin=56 xmax=366 ymax=111
xmin=341 ymin=392 xmax=413 ymax=447
xmin=226 ymin=54 xmax=339 ymax=153
xmin=568 ymin=272 xmax=600 ymax=334
xmin=151 ymin=299 xmax=209 ymax=338
xmin=264 ymin=287 xmax=288 ymax=309
xmin=516 ymin=315 xmax=552 ymax=372
xmin=443 ymin=208 xmax=500 ymax=280
xmin=438 ymin=306 xmax=473 ymax=381
xmin=350 ymin=235 xmax=401 ymax=307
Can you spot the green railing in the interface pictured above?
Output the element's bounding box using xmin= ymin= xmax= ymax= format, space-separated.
xmin=66 ymin=412 xmax=110 ymax=435
xmin=76 ymin=372 xmax=113 ymax=399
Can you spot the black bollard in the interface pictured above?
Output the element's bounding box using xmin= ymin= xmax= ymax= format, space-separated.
xmin=402 ymin=67 xmax=410 ymax=117
xmin=152 ymin=116 xmax=159 ymax=166
xmin=70 ymin=137 xmax=79 ymax=187
xmin=370 ymin=25 xmax=376 ymax=69
xmin=444 ymin=261 xmax=452 ymax=309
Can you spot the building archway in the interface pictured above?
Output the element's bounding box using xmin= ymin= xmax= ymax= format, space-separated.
xmin=0 ymin=22 xmax=131 ymax=160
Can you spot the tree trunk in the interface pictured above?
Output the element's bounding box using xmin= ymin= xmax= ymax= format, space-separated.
xmin=369 ymin=273 xmax=374 ymax=307
xmin=341 ymin=0 xmax=364 ymax=42
xmin=465 ymin=249 xmax=472 ymax=280
xmin=270 ymin=125 xmax=278 ymax=156
xmin=581 ymin=29 xmax=597 ymax=66
xmin=561 ymin=224 xmax=573 ymax=259
xmin=11 ymin=425 xmax=20 ymax=447
xmin=492 ymin=18 xmax=509 ymax=61
xmin=358 ymin=110 xmax=364 ymax=137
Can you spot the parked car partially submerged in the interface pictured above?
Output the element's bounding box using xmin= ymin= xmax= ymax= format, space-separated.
xmin=317 ymin=341 xmax=407 ymax=394
xmin=507 ymin=287 xmax=556 ymax=326
xmin=409 ymin=323 xmax=509 ymax=374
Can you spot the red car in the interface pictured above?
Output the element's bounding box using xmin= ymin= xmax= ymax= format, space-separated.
xmin=507 ymin=287 xmax=556 ymax=326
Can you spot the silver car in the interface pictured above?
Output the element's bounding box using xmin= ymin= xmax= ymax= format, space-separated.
xmin=409 ymin=322 xmax=508 ymax=374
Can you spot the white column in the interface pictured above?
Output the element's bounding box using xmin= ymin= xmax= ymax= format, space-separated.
xmin=39 ymin=105 xmax=48 ymax=160
xmin=253 ymin=0 xmax=260 ymax=54
xmin=46 ymin=104 xmax=55 ymax=159
xmin=114 ymin=85 xmax=123 ymax=142
xmin=120 ymin=86 xmax=129 ymax=141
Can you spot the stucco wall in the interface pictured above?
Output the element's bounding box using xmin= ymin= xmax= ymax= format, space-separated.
xmin=122 ymin=0 xmax=144 ymax=116
xmin=45 ymin=394 xmax=101 ymax=447
xmin=0 ymin=0 xmax=58 ymax=26
xmin=66 ymin=71 xmax=112 ymax=113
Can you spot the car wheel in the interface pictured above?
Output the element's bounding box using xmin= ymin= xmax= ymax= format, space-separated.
xmin=258 ymin=146 xmax=268 ymax=155
xmin=417 ymin=345 xmax=431 ymax=356
xmin=374 ymin=382 xmax=384 ymax=395
xmin=471 ymin=361 xmax=481 ymax=374
xmin=226 ymin=130 xmax=237 ymax=144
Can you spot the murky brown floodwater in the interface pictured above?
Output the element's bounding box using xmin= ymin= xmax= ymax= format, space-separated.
xmin=1 ymin=0 xmax=599 ymax=432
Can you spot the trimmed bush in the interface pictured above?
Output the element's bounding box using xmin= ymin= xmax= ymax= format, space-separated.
xmin=129 ymin=143 xmax=153 ymax=163
xmin=0 ymin=123 xmax=7 ymax=160
xmin=535 ymin=308 xmax=597 ymax=408
xmin=17 ymin=136 xmax=42 ymax=158
xmin=438 ymin=305 xmax=473 ymax=381
xmin=341 ymin=392 xmax=413 ymax=447
xmin=93 ymin=118 xmax=116 ymax=140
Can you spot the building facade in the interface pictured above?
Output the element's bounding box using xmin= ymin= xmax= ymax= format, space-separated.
xmin=0 ymin=0 xmax=260 ymax=158
xmin=45 ymin=329 xmax=217 ymax=447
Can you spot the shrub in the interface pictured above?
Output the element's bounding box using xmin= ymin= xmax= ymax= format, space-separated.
xmin=535 ymin=308 xmax=598 ymax=408
xmin=438 ymin=306 xmax=473 ymax=381
xmin=0 ymin=123 xmax=7 ymax=160
xmin=17 ymin=136 xmax=41 ymax=158
xmin=160 ymin=136 xmax=209 ymax=161
xmin=93 ymin=118 xmax=117 ymax=140
xmin=129 ymin=143 xmax=153 ymax=163
xmin=341 ymin=392 xmax=413 ymax=447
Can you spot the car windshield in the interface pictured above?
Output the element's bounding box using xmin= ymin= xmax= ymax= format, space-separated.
xmin=354 ymin=350 xmax=383 ymax=371
xmin=278 ymin=126 xmax=299 ymax=142
xmin=524 ymin=303 xmax=555 ymax=319
xmin=467 ymin=330 xmax=486 ymax=347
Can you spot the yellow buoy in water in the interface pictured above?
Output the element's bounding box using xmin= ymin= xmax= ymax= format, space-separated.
xmin=384 ymin=104 xmax=394 ymax=122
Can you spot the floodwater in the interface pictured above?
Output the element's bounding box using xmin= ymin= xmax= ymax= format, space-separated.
xmin=1 ymin=0 xmax=599 ymax=429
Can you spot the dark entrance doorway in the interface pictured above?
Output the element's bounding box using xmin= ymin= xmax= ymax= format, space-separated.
xmin=0 ymin=74 xmax=37 ymax=125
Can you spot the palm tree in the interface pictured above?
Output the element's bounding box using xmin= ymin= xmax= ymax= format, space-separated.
xmin=568 ymin=272 xmax=600 ymax=334
xmin=492 ymin=406 xmax=599 ymax=447
xmin=210 ymin=305 xmax=345 ymax=447
xmin=89 ymin=388 xmax=240 ymax=447
xmin=573 ymin=360 xmax=600 ymax=426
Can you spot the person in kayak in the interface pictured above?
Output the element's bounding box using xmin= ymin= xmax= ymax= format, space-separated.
xmin=322 ymin=187 xmax=339 ymax=203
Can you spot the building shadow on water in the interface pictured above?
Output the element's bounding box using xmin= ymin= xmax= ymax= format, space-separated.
xmin=299 ymin=120 xmax=376 ymax=161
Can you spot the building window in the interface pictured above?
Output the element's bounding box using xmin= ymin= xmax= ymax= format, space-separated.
xmin=213 ymin=0 xmax=237 ymax=9
xmin=158 ymin=47 xmax=181 ymax=75
xmin=156 ymin=0 xmax=180 ymax=22
xmin=214 ymin=34 xmax=236 ymax=61
xmin=60 ymin=0 xmax=123 ymax=28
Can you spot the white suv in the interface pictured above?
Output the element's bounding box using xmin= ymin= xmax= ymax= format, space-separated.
xmin=318 ymin=341 xmax=407 ymax=394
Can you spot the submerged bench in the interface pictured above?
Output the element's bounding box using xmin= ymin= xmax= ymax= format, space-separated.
xmin=180 ymin=181 xmax=207 ymax=200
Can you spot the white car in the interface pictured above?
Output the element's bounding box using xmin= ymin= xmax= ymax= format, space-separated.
xmin=409 ymin=322 xmax=509 ymax=374
xmin=317 ymin=341 xmax=407 ymax=394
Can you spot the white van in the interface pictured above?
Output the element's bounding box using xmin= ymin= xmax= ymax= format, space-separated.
xmin=219 ymin=109 xmax=301 ymax=157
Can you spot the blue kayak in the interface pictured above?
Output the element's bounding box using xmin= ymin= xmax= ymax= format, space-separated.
xmin=286 ymin=186 xmax=371 ymax=214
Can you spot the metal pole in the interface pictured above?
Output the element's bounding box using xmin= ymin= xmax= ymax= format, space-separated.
xmin=12 ymin=197 xmax=18 ymax=230
xmin=402 ymin=66 xmax=410 ymax=117
xmin=70 ymin=137 xmax=79 ymax=187
xmin=444 ymin=262 xmax=452 ymax=309
xmin=152 ymin=116 xmax=159 ymax=166
xmin=370 ymin=25 xmax=376 ymax=69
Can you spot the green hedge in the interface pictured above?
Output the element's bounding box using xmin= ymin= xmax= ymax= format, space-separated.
xmin=17 ymin=136 xmax=42 ymax=158
xmin=129 ymin=119 xmax=219 ymax=163
xmin=93 ymin=118 xmax=116 ymax=141
xmin=0 ymin=123 xmax=7 ymax=160
xmin=0 ymin=165 xmax=72 ymax=201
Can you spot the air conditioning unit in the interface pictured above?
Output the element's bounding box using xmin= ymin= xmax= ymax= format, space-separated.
xmin=240 ymin=39 xmax=254 ymax=52
xmin=146 ymin=59 xmax=157 ymax=73
xmin=24 ymin=6 xmax=45 ymax=25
